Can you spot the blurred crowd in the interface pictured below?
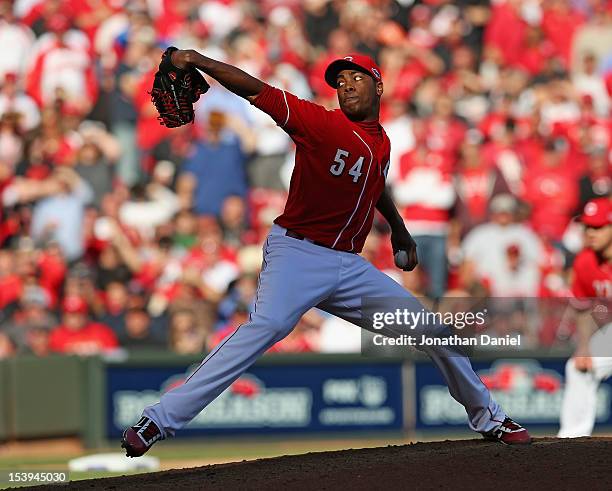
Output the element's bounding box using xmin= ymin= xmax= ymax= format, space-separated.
xmin=0 ymin=0 xmax=610 ymax=358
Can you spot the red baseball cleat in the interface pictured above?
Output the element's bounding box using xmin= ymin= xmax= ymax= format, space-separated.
xmin=121 ymin=416 xmax=164 ymax=457
xmin=483 ymin=417 xmax=532 ymax=445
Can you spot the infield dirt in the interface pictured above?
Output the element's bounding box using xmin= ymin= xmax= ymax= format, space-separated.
xmin=24 ymin=437 xmax=612 ymax=490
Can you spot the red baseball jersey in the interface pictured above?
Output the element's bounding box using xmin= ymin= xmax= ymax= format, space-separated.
xmin=251 ymin=84 xmax=391 ymax=253
xmin=49 ymin=322 xmax=118 ymax=354
xmin=572 ymin=249 xmax=612 ymax=299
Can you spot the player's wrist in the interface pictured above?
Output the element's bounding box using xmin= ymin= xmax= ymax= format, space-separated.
xmin=389 ymin=221 xmax=408 ymax=236
xmin=184 ymin=50 xmax=209 ymax=70
xmin=574 ymin=345 xmax=591 ymax=355
xmin=170 ymin=49 xmax=193 ymax=70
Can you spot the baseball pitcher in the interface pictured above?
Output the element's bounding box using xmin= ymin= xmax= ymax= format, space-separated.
xmin=121 ymin=48 xmax=531 ymax=456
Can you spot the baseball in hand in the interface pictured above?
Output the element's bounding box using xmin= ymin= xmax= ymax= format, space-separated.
xmin=394 ymin=250 xmax=409 ymax=269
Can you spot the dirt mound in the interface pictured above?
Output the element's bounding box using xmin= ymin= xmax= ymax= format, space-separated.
xmin=35 ymin=438 xmax=612 ymax=490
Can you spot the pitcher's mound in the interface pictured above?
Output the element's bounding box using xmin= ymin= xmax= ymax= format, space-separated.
xmin=51 ymin=437 xmax=612 ymax=490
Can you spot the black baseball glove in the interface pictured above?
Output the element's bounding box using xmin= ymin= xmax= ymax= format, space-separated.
xmin=149 ymin=47 xmax=210 ymax=128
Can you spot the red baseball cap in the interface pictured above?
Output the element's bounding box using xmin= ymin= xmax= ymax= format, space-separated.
xmin=324 ymin=54 xmax=382 ymax=88
xmin=62 ymin=296 xmax=88 ymax=315
xmin=580 ymin=198 xmax=612 ymax=227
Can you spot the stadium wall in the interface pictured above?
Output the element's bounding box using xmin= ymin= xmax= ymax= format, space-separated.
xmin=3 ymin=349 xmax=612 ymax=447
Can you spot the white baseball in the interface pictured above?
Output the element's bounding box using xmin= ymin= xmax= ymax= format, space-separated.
xmin=394 ymin=250 xmax=409 ymax=268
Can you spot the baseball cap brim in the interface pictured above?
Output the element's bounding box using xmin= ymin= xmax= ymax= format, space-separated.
xmin=324 ymin=60 xmax=376 ymax=89
xmin=579 ymin=214 xmax=610 ymax=228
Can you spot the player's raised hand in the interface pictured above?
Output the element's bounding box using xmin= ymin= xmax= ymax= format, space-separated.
xmin=391 ymin=227 xmax=418 ymax=271
xmin=150 ymin=47 xmax=210 ymax=128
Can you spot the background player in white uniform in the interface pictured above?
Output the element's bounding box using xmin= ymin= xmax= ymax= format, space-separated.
xmin=121 ymin=49 xmax=531 ymax=457
xmin=559 ymin=198 xmax=612 ymax=437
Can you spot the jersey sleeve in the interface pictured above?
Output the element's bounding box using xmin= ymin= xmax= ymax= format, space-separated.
xmin=571 ymin=269 xmax=589 ymax=299
xmin=250 ymin=84 xmax=330 ymax=145
xmin=570 ymin=254 xmax=593 ymax=310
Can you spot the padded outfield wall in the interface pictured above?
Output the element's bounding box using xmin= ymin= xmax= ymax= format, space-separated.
xmin=1 ymin=350 xmax=611 ymax=447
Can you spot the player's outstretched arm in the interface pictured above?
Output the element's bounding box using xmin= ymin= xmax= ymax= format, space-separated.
xmin=171 ymin=49 xmax=265 ymax=101
xmin=172 ymin=50 xmax=328 ymax=141
xmin=376 ymin=187 xmax=418 ymax=271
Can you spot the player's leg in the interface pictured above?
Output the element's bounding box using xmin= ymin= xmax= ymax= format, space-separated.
xmin=317 ymin=253 xmax=508 ymax=435
xmin=558 ymin=358 xmax=601 ymax=437
xmin=558 ymin=324 xmax=612 ymax=437
xmin=123 ymin=226 xmax=340 ymax=455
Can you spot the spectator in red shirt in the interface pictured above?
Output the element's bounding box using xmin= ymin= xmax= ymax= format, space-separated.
xmin=0 ymin=249 xmax=22 ymax=309
xmin=522 ymin=139 xmax=579 ymax=243
xmin=423 ymin=95 xmax=466 ymax=160
xmin=514 ymin=26 xmax=555 ymax=76
xmin=380 ymin=43 xmax=443 ymax=105
xmin=392 ymin=141 xmax=455 ymax=300
xmin=484 ymin=0 xmax=527 ymax=66
xmin=49 ymin=295 xmax=118 ymax=355
xmin=541 ymin=0 xmax=585 ymax=69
